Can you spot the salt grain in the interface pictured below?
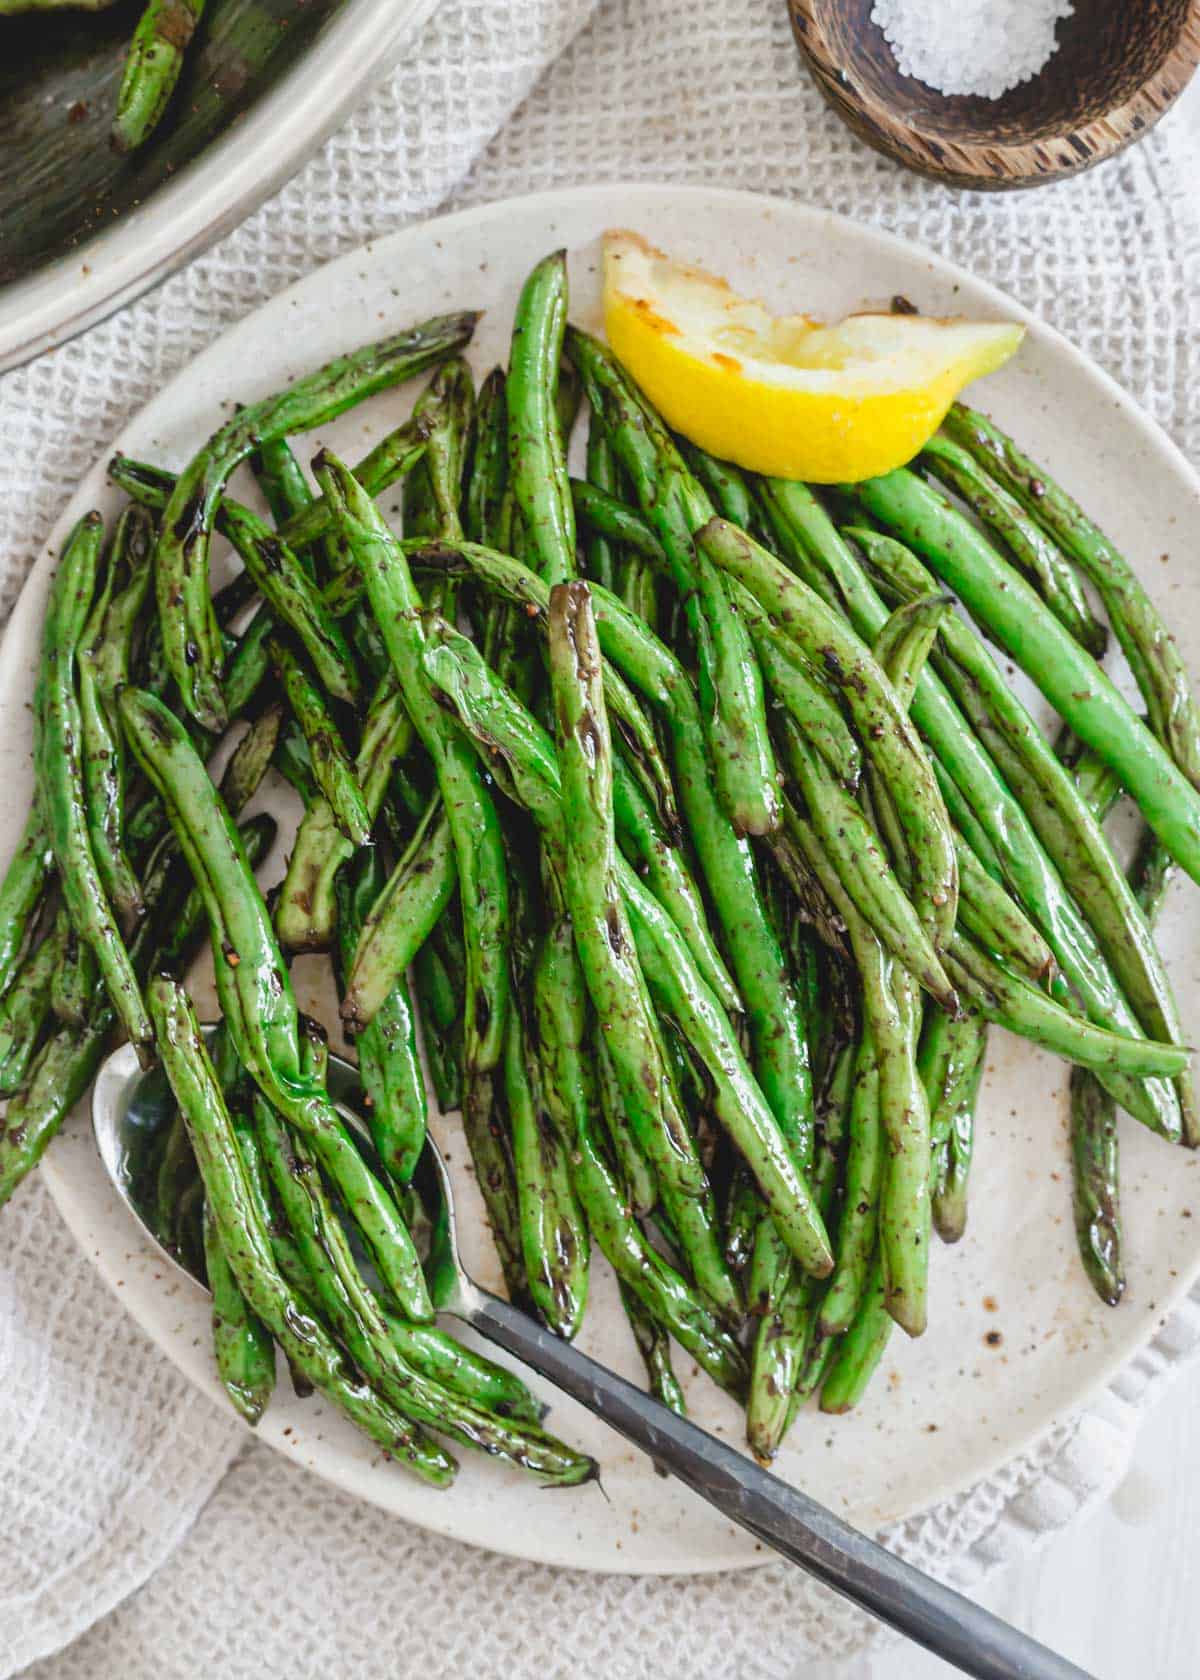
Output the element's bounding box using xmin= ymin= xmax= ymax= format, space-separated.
xmin=871 ymin=0 xmax=1074 ymax=99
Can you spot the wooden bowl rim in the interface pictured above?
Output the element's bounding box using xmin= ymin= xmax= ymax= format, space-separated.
xmin=788 ymin=0 xmax=1200 ymax=185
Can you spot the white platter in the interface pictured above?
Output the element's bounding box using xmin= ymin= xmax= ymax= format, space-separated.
xmin=0 ymin=0 xmax=441 ymax=373
xmin=6 ymin=184 xmax=1200 ymax=1575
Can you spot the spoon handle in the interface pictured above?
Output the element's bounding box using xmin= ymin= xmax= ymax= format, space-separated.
xmin=461 ymin=1287 xmax=1092 ymax=1680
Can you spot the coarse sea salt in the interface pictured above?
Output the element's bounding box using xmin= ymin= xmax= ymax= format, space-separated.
xmin=871 ymin=0 xmax=1075 ymax=99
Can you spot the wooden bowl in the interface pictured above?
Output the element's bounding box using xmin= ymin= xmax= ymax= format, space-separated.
xmin=787 ymin=0 xmax=1200 ymax=189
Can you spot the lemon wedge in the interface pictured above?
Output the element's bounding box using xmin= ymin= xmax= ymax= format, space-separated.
xmin=602 ymin=231 xmax=1024 ymax=483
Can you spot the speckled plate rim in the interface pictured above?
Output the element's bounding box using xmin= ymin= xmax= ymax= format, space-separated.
xmin=10 ymin=182 xmax=1200 ymax=1575
xmin=0 ymin=0 xmax=441 ymax=375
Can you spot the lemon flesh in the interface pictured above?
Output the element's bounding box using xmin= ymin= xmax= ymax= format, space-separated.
xmin=602 ymin=230 xmax=1024 ymax=484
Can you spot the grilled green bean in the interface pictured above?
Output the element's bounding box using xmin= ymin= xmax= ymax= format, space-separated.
xmin=779 ymin=722 xmax=956 ymax=1011
xmin=413 ymin=938 xmax=464 ymax=1113
xmin=110 ymin=455 xmax=360 ymax=705
xmin=153 ymin=1109 xmax=197 ymax=1252
xmin=466 ymin=368 xmax=509 ymax=552
xmin=870 ymin=591 xmax=952 ymax=712
xmin=700 ymin=509 xmax=957 ymax=943
xmin=509 ymin=252 xmax=575 ymax=588
xmin=29 ymin=795 xmax=230 ymax=1220
xmin=0 ymin=916 xmax=65 ymax=1096
xmin=254 ymin=1090 xmax=591 ymax=1484
xmin=0 ymin=811 xmax=55 ymax=998
xmin=921 ymin=433 xmax=1106 ymax=657
xmin=471 ymin=371 xmax=531 ymax=693
xmin=921 ymin=1004 xmax=987 ymax=1247
xmin=786 ymin=802 xmax=930 ymax=1335
xmin=532 ymin=893 xmax=745 ymax=1390
xmin=568 ymin=327 xmax=779 ymax=837
xmin=735 ymin=578 xmax=863 ymax=787
xmin=251 ymin=436 xmax=313 ymax=531
xmin=681 ymin=441 xmax=757 ymax=531
xmin=461 ymin=1066 xmax=528 ymax=1305
xmin=147 ymin=977 xmax=455 ymax=1483
xmin=750 ymin=1048 xmax=850 ymax=1454
xmin=404 ymin=358 xmax=474 ymax=546
xmin=948 ymin=933 xmax=1186 ymax=1085
xmin=411 ymin=538 xmax=813 ymax=1213
xmin=555 ymin=361 xmax=582 ymax=447
xmin=50 ymin=921 xmax=97 ymax=1026
xmin=611 ymin=752 xmax=740 ymax=1017
xmin=340 ymin=802 xmax=455 ymax=1031
xmin=276 ymin=671 xmax=414 ymax=952
xmin=217 ymin=606 xmax=275 ymax=721
xmin=36 ymin=515 xmax=151 ymax=1052
xmin=278 ymin=415 xmax=430 ymax=553
xmin=547 ymin=581 xmax=737 ymax=1315
xmin=946 ymin=403 xmax=1200 ymax=784
xmin=316 ymin=452 xmax=509 ymax=1087
xmin=1064 ymin=737 xmax=1124 ymax=820
xmin=724 ymin=1166 xmax=760 ymax=1274
xmin=919 ymin=1009 xmax=989 ymax=1150
xmin=78 ymin=506 xmax=154 ymax=932
xmin=595 ymin=1031 xmax=657 ymax=1218
xmin=582 ymin=420 xmax=619 ymax=591
xmin=146 ymin=815 xmax=275 ymax=982
xmin=0 ymin=1003 xmax=114 ymax=1208
xmin=272 ymin=721 xmax=317 ymax=806
xmin=729 ymin=488 xmax=1176 ymax=1133
xmin=382 ymin=1312 xmax=544 ymax=1425
xmin=1069 ymin=1064 xmax=1123 ymax=1303
xmin=151 ymin=314 xmax=474 ymax=728
xmin=203 ymin=1197 xmax=276 ymax=1426
xmin=931 ymin=1039 xmax=983 ymax=1245
xmin=623 ymin=872 xmax=830 ymax=1279
xmin=520 ymin=920 xmax=591 ymax=1338
xmin=268 ymin=637 xmax=369 ymax=843
xmin=1069 ymin=803 xmax=1179 ymax=1298
xmin=819 ymin=1253 xmax=891 ymax=1414
xmin=852 ymin=467 xmax=1200 ymax=885
xmin=373 ymin=967 xmax=455 ymax=1177
xmin=817 ymin=1031 xmax=882 ymax=1337
xmin=7 ymin=810 xmax=231 ymax=1220
xmin=219 ymin=704 xmax=283 ymax=818
xmin=745 ymin=1213 xmax=791 ymax=1319
xmin=112 ymin=0 xmax=204 ymax=152
xmin=873 ymin=588 xmax=986 ymax=1263
xmin=621 ymin=1285 xmax=686 ymax=1417
xmin=120 ymin=686 xmax=431 ymax=1316
xmin=336 ymin=857 xmax=428 ymax=1187
xmin=570 ymin=476 xmax=667 ymax=565
xmin=855 ymin=525 xmax=1194 ymax=1139
xmin=955 ymin=838 xmax=1057 ymax=987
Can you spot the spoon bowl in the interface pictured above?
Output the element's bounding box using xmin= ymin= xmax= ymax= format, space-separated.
xmin=92 ymin=1037 xmax=474 ymax=1314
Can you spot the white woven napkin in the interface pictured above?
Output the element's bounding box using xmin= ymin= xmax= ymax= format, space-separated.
xmin=4 ymin=2 xmax=1200 ymax=1673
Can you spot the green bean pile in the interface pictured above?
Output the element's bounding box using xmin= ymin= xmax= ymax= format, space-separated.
xmin=4 ymin=0 xmax=213 ymax=154
xmin=0 ymin=248 xmax=1196 ymax=1479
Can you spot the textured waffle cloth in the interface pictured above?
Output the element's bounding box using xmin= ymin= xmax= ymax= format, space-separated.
xmin=4 ymin=2 xmax=1200 ymax=1674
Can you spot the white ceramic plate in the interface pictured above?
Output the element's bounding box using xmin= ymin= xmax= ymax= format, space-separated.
xmin=8 ymin=185 xmax=1200 ymax=1575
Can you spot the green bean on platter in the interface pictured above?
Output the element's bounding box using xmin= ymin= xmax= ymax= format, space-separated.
xmin=4 ymin=246 xmax=1200 ymax=1490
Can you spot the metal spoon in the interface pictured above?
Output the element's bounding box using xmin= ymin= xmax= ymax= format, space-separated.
xmin=94 ymin=1041 xmax=1092 ymax=1680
